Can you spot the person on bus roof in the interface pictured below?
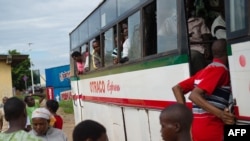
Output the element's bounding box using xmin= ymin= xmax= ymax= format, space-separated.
xmin=172 ymin=39 xmax=235 ymax=141
xmin=160 ymin=103 xmax=193 ymax=141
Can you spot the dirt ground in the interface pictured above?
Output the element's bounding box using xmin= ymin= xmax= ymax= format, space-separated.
xmin=58 ymin=108 xmax=75 ymax=141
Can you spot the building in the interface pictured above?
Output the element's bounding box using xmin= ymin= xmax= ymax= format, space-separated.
xmin=0 ymin=54 xmax=28 ymax=100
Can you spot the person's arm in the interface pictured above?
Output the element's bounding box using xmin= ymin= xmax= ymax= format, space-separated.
xmin=172 ymin=84 xmax=186 ymax=104
xmin=32 ymin=93 xmax=45 ymax=104
xmin=189 ymin=87 xmax=235 ymax=124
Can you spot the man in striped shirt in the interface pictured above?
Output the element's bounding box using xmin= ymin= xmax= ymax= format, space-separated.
xmin=172 ymin=39 xmax=235 ymax=141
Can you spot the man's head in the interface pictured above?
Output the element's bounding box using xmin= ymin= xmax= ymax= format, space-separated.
xmin=46 ymin=99 xmax=59 ymax=114
xmin=32 ymin=108 xmax=51 ymax=135
xmin=24 ymin=95 xmax=35 ymax=107
xmin=71 ymin=51 xmax=82 ymax=62
xmin=159 ymin=103 xmax=193 ymax=141
xmin=212 ymin=39 xmax=228 ymax=64
xmin=4 ymin=97 xmax=27 ymax=126
xmin=2 ymin=96 xmax=8 ymax=104
xmin=92 ymin=40 xmax=100 ymax=54
xmin=73 ymin=120 xmax=108 ymax=141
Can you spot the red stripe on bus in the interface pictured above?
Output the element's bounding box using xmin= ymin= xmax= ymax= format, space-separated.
xmin=72 ymin=94 xmax=192 ymax=110
xmin=71 ymin=94 xmax=250 ymax=121
xmin=234 ymin=106 xmax=250 ymax=121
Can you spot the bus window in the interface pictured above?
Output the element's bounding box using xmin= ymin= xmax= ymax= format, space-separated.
xmin=100 ymin=0 xmax=117 ymax=28
xmin=104 ymin=28 xmax=115 ymax=67
xmin=70 ymin=47 xmax=81 ymax=76
xmin=143 ymin=1 xmax=157 ymax=56
xmin=157 ymin=0 xmax=177 ymax=53
xmin=128 ymin=11 xmax=142 ymax=61
xmin=81 ymin=43 xmax=90 ymax=72
xmin=117 ymin=0 xmax=146 ymax=17
xmin=226 ymin=0 xmax=248 ymax=39
xmin=228 ymin=0 xmax=246 ymax=32
xmin=90 ymin=38 xmax=102 ymax=70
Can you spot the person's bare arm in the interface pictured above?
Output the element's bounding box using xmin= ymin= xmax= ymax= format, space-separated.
xmin=32 ymin=93 xmax=45 ymax=104
xmin=172 ymin=84 xmax=186 ymax=104
xmin=189 ymin=87 xmax=235 ymax=124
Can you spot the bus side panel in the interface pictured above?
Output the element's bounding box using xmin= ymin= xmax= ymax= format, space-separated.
xmin=123 ymin=107 xmax=151 ymax=141
xmin=229 ymin=41 xmax=250 ymax=119
xmin=81 ymin=102 xmax=126 ymax=141
xmin=71 ymin=80 xmax=82 ymax=124
xmin=148 ymin=110 xmax=162 ymax=141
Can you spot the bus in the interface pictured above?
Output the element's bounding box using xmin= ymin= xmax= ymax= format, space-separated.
xmin=69 ymin=0 xmax=250 ymax=140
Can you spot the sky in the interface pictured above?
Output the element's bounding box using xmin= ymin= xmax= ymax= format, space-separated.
xmin=0 ymin=0 xmax=102 ymax=76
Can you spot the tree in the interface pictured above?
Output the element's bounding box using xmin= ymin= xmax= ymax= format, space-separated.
xmin=8 ymin=50 xmax=32 ymax=91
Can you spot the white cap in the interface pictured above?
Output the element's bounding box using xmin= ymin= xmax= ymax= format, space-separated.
xmin=32 ymin=108 xmax=51 ymax=120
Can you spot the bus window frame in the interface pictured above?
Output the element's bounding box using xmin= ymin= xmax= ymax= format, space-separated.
xmin=225 ymin=0 xmax=249 ymax=40
xmin=71 ymin=0 xmax=189 ymax=75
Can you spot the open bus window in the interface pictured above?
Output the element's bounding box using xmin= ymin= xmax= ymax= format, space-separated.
xmin=81 ymin=43 xmax=89 ymax=72
xmin=119 ymin=12 xmax=142 ymax=64
xmin=90 ymin=37 xmax=102 ymax=70
xmin=143 ymin=1 xmax=157 ymax=56
xmin=157 ymin=0 xmax=178 ymax=53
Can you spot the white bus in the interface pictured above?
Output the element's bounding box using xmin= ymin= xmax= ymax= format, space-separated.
xmin=69 ymin=0 xmax=250 ymax=140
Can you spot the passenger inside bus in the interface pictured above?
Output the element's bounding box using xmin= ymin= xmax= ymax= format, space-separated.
xmin=91 ymin=40 xmax=101 ymax=69
xmin=71 ymin=51 xmax=84 ymax=75
xmin=112 ymin=35 xmax=123 ymax=64
xmin=120 ymin=22 xmax=130 ymax=63
xmin=82 ymin=44 xmax=89 ymax=72
xmin=186 ymin=0 xmax=212 ymax=75
xmin=211 ymin=8 xmax=226 ymax=39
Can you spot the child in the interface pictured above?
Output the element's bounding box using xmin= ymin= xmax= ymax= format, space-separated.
xmin=46 ymin=100 xmax=63 ymax=129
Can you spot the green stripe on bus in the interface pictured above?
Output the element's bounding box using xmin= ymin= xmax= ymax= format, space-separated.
xmin=227 ymin=44 xmax=232 ymax=56
xmin=71 ymin=54 xmax=188 ymax=80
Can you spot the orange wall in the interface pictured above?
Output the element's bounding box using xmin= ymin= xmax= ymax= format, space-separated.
xmin=0 ymin=62 xmax=13 ymax=100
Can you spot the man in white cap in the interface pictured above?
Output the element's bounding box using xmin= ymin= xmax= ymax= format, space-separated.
xmin=29 ymin=107 xmax=67 ymax=141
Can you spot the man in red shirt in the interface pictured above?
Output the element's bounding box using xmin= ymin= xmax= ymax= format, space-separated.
xmin=172 ymin=39 xmax=235 ymax=141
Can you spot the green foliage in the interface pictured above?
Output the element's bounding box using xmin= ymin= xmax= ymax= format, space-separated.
xmin=59 ymin=100 xmax=74 ymax=114
xmin=8 ymin=50 xmax=32 ymax=91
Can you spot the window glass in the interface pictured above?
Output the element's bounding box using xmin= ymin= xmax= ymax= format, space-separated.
xmin=157 ymin=0 xmax=177 ymax=53
xmin=79 ymin=21 xmax=89 ymax=44
xmin=104 ymin=28 xmax=115 ymax=67
xmin=126 ymin=12 xmax=141 ymax=61
xmin=229 ymin=0 xmax=246 ymax=32
xmin=70 ymin=30 xmax=79 ymax=50
xmin=88 ymin=10 xmax=101 ymax=37
xmin=101 ymin=0 xmax=117 ymax=28
xmin=117 ymin=0 xmax=146 ymax=16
